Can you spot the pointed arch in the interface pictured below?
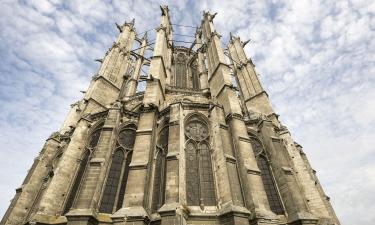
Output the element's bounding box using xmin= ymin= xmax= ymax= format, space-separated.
xmin=249 ymin=136 xmax=284 ymax=215
xmin=98 ymin=123 xmax=137 ymax=213
xmin=185 ymin=114 xmax=216 ymax=206
xmin=99 ymin=149 xmax=125 ymax=213
xmin=175 ymin=52 xmax=187 ymax=87
xmin=151 ymin=123 xmax=169 ymax=212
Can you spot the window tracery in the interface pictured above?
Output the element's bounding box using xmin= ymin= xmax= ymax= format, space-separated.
xmin=250 ymin=137 xmax=284 ymax=215
xmin=185 ymin=115 xmax=216 ymax=206
xmin=99 ymin=124 xmax=136 ymax=213
xmin=151 ymin=125 xmax=169 ymax=211
xmin=176 ymin=53 xmax=187 ymax=87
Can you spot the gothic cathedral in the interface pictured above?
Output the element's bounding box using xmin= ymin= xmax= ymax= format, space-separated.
xmin=1 ymin=6 xmax=340 ymax=225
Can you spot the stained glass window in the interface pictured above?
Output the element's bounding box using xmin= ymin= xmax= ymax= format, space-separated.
xmin=118 ymin=125 xmax=136 ymax=149
xmin=99 ymin=124 xmax=137 ymax=213
xmin=176 ymin=53 xmax=187 ymax=87
xmin=191 ymin=61 xmax=199 ymax=90
xmin=186 ymin=142 xmax=199 ymax=205
xmin=88 ymin=128 xmax=102 ymax=149
xmin=152 ymin=126 xmax=169 ymax=211
xmin=199 ymin=143 xmax=216 ymax=206
xmin=99 ymin=150 xmax=124 ymax=213
xmin=116 ymin=151 xmax=132 ymax=210
xmin=185 ymin=117 xmax=216 ymax=206
xmin=250 ymin=138 xmax=284 ymax=215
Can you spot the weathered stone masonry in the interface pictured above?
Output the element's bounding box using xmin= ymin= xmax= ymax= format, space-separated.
xmin=2 ymin=6 xmax=340 ymax=225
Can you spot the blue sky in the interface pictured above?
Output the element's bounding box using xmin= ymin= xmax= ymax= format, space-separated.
xmin=0 ymin=0 xmax=374 ymax=224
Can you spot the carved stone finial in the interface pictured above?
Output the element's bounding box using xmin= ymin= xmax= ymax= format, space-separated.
xmin=242 ymin=39 xmax=251 ymax=47
xmin=160 ymin=5 xmax=169 ymax=16
xmin=115 ymin=22 xmax=122 ymax=32
xmin=142 ymin=31 xmax=148 ymax=41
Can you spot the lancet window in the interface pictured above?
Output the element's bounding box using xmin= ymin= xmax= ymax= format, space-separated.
xmin=63 ymin=122 xmax=104 ymax=214
xmin=250 ymin=136 xmax=284 ymax=215
xmin=190 ymin=60 xmax=199 ymax=90
xmin=185 ymin=115 xmax=216 ymax=206
xmin=151 ymin=124 xmax=169 ymax=211
xmin=175 ymin=53 xmax=187 ymax=87
xmin=99 ymin=124 xmax=136 ymax=213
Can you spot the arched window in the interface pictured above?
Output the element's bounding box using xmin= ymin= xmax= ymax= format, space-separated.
xmin=250 ymin=137 xmax=284 ymax=215
xmin=190 ymin=60 xmax=200 ymax=90
xmin=176 ymin=53 xmax=187 ymax=87
xmin=151 ymin=125 xmax=169 ymax=211
xmin=185 ymin=116 xmax=216 ymax=206
xmin=99 ymin=124 xmax=136 ymax=213
xmin=99 ymin=150 xmax=124 ymax=213
xmin=63 ymin=123 xmax=103 ymax=214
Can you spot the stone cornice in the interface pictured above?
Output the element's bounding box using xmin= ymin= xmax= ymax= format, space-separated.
xmin=244 ymin=90 xmax=268 ymax=103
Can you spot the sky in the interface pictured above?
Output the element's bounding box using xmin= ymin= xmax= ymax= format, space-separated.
xmin=0 ymin=0 xmax=374 ymax=224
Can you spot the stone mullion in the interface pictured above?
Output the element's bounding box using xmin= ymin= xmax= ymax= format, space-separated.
xmin=259 ymin=120 xmax=317 ymax=225
xmin=32 ymin=118 xmax=91 ymax=224
xmin=2 ymin=136 xmax=61 ymax=225
xmin=66 ymin=108 xmax=121 ymax=222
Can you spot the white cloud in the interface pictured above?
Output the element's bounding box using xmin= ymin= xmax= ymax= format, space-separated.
xmin=0 ymin=1 xmax=374 ymax=225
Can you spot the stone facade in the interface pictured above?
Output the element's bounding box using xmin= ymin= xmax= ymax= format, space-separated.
xmin=1 ymin=6 xmax=340 ymax=225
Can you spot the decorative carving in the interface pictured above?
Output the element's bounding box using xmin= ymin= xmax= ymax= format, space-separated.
xmin=185 ymin=120 xmax=209 ymax=141
xmin=185 ymin=115 xmax=216 ymax=206
xmin=118 ymin=128 xmax=136 ymax=149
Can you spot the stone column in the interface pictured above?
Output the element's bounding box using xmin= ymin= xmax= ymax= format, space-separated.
xmin=195 ymin=29 xmax=209 ymax=92
xmin=201 ymin=11 xmax=276 ymax=224
xmin=65 ymin=106 xmax=121 ymax=225
xmin=32 ymin=118 xmax=91 ymax=224
xmin=1 ymin=135 xmax=61 ymax=225
xmin=259 ymin=120 xmax=317 ymax=225
xmin=123 ymin=33 xmax=148 ymax=98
